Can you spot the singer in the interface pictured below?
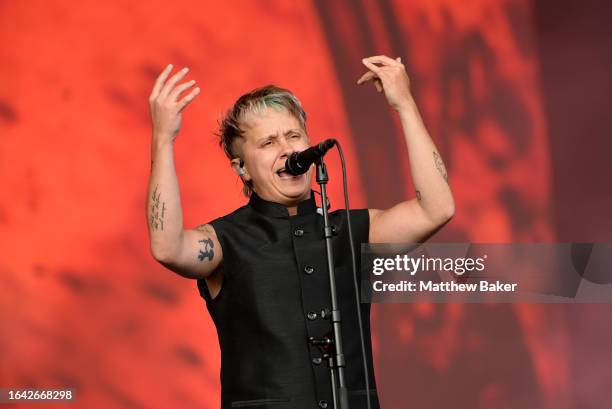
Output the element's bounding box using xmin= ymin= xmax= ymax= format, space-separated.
xmin=147 ymin=56 xmax=455 ymax=409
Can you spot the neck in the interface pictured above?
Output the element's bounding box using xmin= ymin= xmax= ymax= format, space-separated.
xmin=286 ymin=190 xmax=312 ymax=216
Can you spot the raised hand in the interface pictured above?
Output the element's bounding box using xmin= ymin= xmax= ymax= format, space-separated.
xmin=149 ymin=64 xmax=200 ymax=144
xmin=356 ymin=55 xmax=412 ymax=111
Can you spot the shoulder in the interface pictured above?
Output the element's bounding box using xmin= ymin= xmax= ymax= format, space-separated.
xmin=207 ymin=204 xmax=251 ymax=230
xmin=329 ymin=207 xmax=370 ymax=219
xmin=328 ymin=207 xmax=370 ymax=226
xmin=329 ymin=207 xmax=370 ymax=241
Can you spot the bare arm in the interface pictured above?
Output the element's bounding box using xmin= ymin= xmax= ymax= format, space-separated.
xmin=358 ymin=55 xmax=455 ymax=243
xmin=146 ymin=64 xmax=221 ymax=279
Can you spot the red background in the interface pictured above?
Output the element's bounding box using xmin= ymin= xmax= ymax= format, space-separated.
xmin=1 ymin=0 xmax=611 ymax=408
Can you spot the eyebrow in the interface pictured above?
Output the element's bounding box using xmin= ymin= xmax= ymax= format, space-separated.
xmin=256 ymin=129 xmax=303 ymax=144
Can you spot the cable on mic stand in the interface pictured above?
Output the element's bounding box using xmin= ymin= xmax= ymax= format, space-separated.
xmin=309 ymin=139 xmax=372 ymax=409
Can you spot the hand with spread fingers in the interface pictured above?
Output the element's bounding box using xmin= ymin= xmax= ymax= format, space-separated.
xmin=149 ymin=64 xmax=201 ymax=144
xmin=357 ymin=55 xmax=412 ymax=112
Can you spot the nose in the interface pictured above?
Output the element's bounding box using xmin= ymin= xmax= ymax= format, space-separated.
xmin=279 ymin=138 xmax=295 ymax=159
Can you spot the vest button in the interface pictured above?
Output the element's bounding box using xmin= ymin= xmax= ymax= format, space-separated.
xmin=318 ymin=400 xmax=328 ymax=408
xmin=312 ymin=357 xmax=322 ymax=365
xmin=294 ymin=228 xmax=304 ymax=237
xmin=307 ymin=311 xmax=318 ymax=320
xmin=304 ymin=265 xmax=314 ymax=275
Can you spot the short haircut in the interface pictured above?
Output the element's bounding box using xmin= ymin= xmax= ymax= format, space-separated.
xmin=217 ymin=85 xmax=307 ymax=196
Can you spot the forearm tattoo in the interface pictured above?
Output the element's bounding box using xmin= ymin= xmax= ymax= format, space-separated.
xmin=149 ymin=184 xmax=166 ymax=231
xmin=433 ymin=151 xmax=449 ymax=184
xmin=416 ymin=190 xmax=422 ymax=201
xmin=197 ymin=238 xmax=214 ymax=262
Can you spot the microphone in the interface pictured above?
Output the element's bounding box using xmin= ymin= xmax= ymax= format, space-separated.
xmin=284 ymin=139 xmax=337 ymax=176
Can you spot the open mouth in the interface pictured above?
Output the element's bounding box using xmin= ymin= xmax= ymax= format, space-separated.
xmin=275 ymin=168 xmax=301 ymax=180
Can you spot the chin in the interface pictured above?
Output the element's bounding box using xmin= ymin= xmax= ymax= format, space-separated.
xmin=281 ymin=185 xmax=309 ymax=199
xmin=273 ymin=175 xmax=311 ymax=198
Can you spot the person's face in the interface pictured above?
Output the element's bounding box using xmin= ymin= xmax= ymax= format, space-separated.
xmin=234 ymin=107 xmax=313 ymax=206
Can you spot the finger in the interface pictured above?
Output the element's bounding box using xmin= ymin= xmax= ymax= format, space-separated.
xmin=365 ymin=56 xmax=402 ymax=69
xmin=396 ymin=57 xmax=402 ymax=63
xmin=362 ymin=59 xmax=382 ymax=75
xmin=177 ymin=86 xmax=201 ymax=112
xmin=150 ymin=64 xmax=173 ymax=100
xmin=160 ymin=67 xmax=190 ymax=100
xmin=169 ymin=79 xmax=197 ymax=102
xmin=374 ymin=79 xmax=383 ymax=93
xmin=356 ymin=71 xmax=377 ymax=85
xmin=364 ymin=55 xmax=402 ymax=67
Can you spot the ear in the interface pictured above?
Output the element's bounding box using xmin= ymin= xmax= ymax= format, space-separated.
xmin=230 ymin=158 xmax=249 ymax=180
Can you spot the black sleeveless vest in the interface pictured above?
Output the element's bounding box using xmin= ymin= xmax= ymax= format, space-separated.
xmin=197 ymin=192 xmax=380 ymax=409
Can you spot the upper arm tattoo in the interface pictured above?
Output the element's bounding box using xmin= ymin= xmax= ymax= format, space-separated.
xmin=197 ymin=238 xmax=214 ymax=262
xmin=433 ymin=151 xmax=448 ymax=184
xmin=150 ymin=184 xmax=166 ymax=231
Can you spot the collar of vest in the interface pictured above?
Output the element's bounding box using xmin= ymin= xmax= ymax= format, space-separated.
xmin=248 ymin=190 xmax=317 ymax=218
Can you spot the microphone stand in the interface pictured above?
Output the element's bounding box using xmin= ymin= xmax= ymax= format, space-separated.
xmin=310 ymin=156 xmax=350 ymax=409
